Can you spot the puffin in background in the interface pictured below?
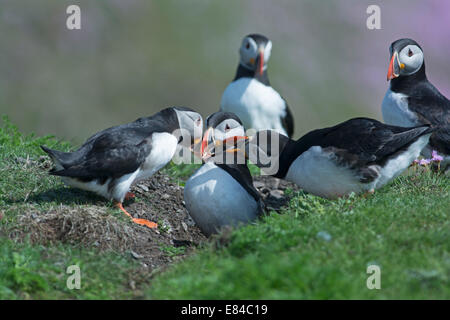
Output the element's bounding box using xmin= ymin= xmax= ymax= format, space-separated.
xmin=41 ymin=107 xmax=203 ymax=228
xmin=184 ymin=112 xmax=264 ymax=236
xmin=382 ymin=38 xmax=449 ymax=170
xmin=220 ymin=34 xmax=294 ymax=138
xmin=247 ymin=118 xmax=435 ymax=199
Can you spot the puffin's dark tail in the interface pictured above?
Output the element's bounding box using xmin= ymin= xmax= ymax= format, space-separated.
xmin=40 ymin=145 xmax=69 ymax=172
xmin=390 ymin=124 xmax=437 ymax=158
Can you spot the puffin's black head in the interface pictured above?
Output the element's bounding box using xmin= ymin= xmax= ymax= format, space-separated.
xmin=239 ymin=34 xmax=272 ymax=75
xmin=159 ymin=106 xmax=203 ymax=146
xmin=201 ymin=111 xmax=247 ymax=161
xmin=387 ymin=38 xmax=425 ymax=81
xmin=206 ymin=111 xmax=242 ymax=128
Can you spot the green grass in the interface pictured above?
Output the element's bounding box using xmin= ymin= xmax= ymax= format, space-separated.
xmin=1 ymin=116 xmax=449 ymax=299
xmin=0 ymin=117 xmax=148 ymax=299
xmin=0 ymin=239 xmax=145 ymax=299
xmin=148 ymin=173 xmax=450 ymax=299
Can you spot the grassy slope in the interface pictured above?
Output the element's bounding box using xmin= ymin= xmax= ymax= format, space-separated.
xmin=0 ymin=117 xmax=146 ymax=299
xmin=1 ymin=117 xmax=449 ymax=299
xmin=149 ymin=172 xmax=450 ymax=299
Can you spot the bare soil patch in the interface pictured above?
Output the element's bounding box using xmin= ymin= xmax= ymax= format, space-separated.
xmin=8 ymin=165 xmax=298 ymax=273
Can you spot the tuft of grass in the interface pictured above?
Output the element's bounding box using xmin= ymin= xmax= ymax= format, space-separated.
xmin=160 ymin=245 xmax=186 ymax=257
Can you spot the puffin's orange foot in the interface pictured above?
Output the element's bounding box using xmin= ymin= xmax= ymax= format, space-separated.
xmin=125 ymin=192 xmax=135 ymax=201
xmin=132 ymin=218 xmax=158 ymax=229
xmin=115 ymin=202 xmax=158 ymax=229
xmin=362 ymin=189 xmax=375 ymax=198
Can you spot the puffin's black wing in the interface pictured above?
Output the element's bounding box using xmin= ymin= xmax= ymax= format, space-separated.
xmin=429 ymin=125 xmax=450 ymax=155
xmin=287 ymin=118 xmax=434 ymax=167
xmin=320 ymin=118 xmax=432 ymax=162
xmin=405 ymin=81 xmax=450 ymax=125
xmin=281 ymin=100 xmax=294 ymax=139
xmin=405 ymin=81 xmax=450 ymax=154
xmin=50 ymin=129 xmax=152 ymax=179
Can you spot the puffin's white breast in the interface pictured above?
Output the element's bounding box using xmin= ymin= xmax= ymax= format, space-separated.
xmin=382 ymin=89 xmax=419 ymax=127
xmin=184 ymin=162 xmax=259 ymax=235
xmin=137 ymin=132 xmax=178 ymax=181
xmin=376 ymin=134 xmax=431 ymax=187
xmin=220 ymin=78 xmax=288 ymax=136
xmin=285 ymin=146 xmax=370 ymax=198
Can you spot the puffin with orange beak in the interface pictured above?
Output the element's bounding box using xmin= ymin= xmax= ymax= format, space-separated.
xmin=41 ymin=107 xmax=203 ymax=229
xmin=220 ymin=34 xmax=294 ymax=138
xmin=382 ymin=38 xmax=449 ymax=170
xmin=184 ymin=112 xmax=264 ymax=236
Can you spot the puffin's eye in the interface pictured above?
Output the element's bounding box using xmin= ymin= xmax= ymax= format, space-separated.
xmin=408 ymin=49 xmax=414 ymax=57
xmin=225 ymin=124 xmax=231 ymax=131
xmin=245 ymin=42 xmax=250 ymax=50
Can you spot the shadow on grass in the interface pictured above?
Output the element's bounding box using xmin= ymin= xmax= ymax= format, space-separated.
xmin=5 ymin=186 xmax=108 ymax=207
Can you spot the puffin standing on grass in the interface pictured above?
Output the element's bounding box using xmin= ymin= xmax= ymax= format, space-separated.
xmin=247 ymin=118 xmax=435 ymax=199
xmin=220 ymin=34 xmax=294 ymax=138
xmin=184 ymin=112 xmax=263 ymax=236
xmin=382 ymin=38 xmax=450 ymax=170
xmin=41 ymin=107 xmax=203 ymax=228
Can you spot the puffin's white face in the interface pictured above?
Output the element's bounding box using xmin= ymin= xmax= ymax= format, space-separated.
xmin=397 ymin=44 xmax=424 ymax=76
xmin=239 ymin=36 xmax=272 ymax=73
xmin=211 ymin=118 xmax=245 ymax=142
xmin=174 ymin=109 xmax=203 ymax=145
xmin=201 ymin=114 xmax=248 ymax=162
xmin=387 ymin=41 xmax=424 ymax=80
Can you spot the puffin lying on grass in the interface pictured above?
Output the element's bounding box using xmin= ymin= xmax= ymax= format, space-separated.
xmin=382 ymin=38 xmax=449 ymax=170
xmin=220 ymin=34 xmax=294 ymax=138
xmin=41 ymin=107 xmax=203 ymax=229
xmin=184 ymin=112 xmax=263 ymax=236
xmin=246 ymin=118 xmax=435 ymax=199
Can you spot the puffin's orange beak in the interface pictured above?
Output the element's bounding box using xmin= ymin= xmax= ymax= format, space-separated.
xmin=387 ymin=51 xmax=404 ymax=81
xmin=217 ymin=136 xmax=249 ymax=157
xmin=258 ymin=49 xmax=264 ymax=75
xmin=200 ymin=127 xmax=212 ymax=157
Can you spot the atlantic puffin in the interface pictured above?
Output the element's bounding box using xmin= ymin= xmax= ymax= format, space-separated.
xmin=382 ymin=38 xmax=449 ymax=170
xmin=41 ymin=107 xmax=203 ymax=228
xmin=220 ymin=34 xmax=294 ymax=138
xmin=184 ymin=112 xmax=263 ymax=236
xmin=246 ymin=118 xmax=435 ymax=199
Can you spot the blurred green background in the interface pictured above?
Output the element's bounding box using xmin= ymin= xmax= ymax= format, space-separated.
xmin=1 ymin=0 xmax=449 ymax=143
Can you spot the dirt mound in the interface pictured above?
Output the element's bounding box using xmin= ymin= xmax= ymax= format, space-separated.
xmin=8 ymin=168 xmax=297 ymax=272
xmin=10 ymin=171 xmax=207 ymax=271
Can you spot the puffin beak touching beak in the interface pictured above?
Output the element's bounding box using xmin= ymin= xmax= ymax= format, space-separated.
xmin=200 ymin=129 xmax=250 ymax=161
xmin=190 ymin=137 xmax=202 ymax=157
xmin=258 ymin=48 xmax=264 ymax=75
xmin=214 ymin=135 xmax=249 ymax=157
xmin=200 ymin=127 xmax=214 ymax=160
xmin=387 ymin=51 xmax=404 ymax=81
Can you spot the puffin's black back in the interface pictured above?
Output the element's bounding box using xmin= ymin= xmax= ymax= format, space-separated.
xmin=275 ymin=118 xmax=435 ymax=178
xmin=42 ymin=107 xmax=187 ymax=172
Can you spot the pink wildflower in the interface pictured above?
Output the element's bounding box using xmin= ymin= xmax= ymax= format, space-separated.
xmin=431 ymin=150 xmax=444 ymax=162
